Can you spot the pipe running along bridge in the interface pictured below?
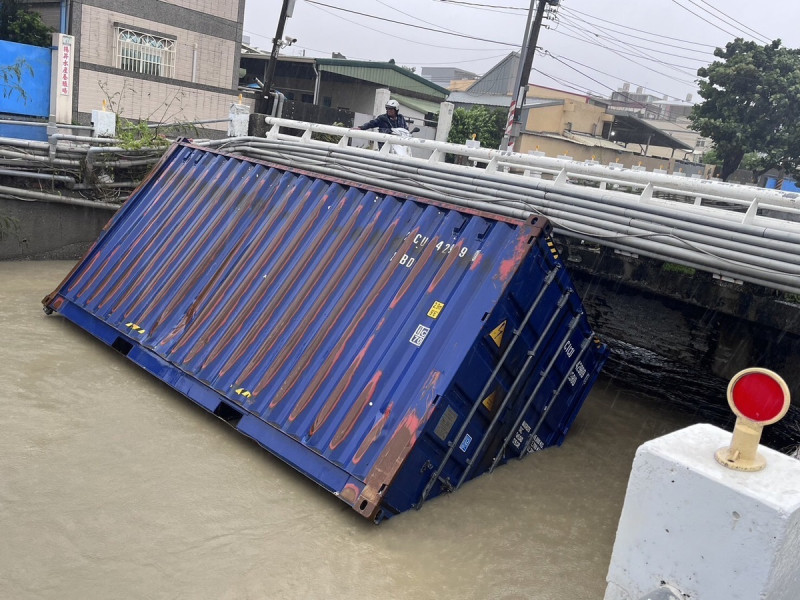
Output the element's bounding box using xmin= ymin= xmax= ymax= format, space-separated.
xmin=208 ymin=118 xmax=800 ymax=297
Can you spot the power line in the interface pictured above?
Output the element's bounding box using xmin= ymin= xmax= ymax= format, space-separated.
xmin=305 ymin=0 xmax=518 ymax=47
xmin=374 ymin=0 xmax=467 ymax=37
xmin=544 ymin=51 xmax=693 ymax=104
xmin=670 ymin=0 xmax=743 ymax=40
xmin=695 ymin=0 xmax=771 ymax=43
xmin=532 ymin=68 xmax=605 ymax=98
xmin=557 ymin=18 xmax=707 ymax=68
xmin=560 ymin=5 xmax=719 ymax=49
xmin=433 ymin=0 xmax=526 ymax=12
xmin=558 ymin=12 xmax=714 ymax=60
xmin=297 ymin=5 xmax=513 ymax=51
xmin=542 ymin=51 xmax=617 ymax=96
xmin=550 ymin=24 xmax=698 ymax=86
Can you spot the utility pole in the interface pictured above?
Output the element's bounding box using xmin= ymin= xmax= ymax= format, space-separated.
xmin=500 ymin=0 xmax=558 ymax=151
xmin=256 ymin=0 xmax=295 ymax=114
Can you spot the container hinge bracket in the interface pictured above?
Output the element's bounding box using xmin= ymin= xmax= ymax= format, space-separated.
xmin=459 ymin=292 xmax=573 ymax=486
xmin=416 ymin=266 xmax=563 ymax=509
xmin=489 ymin=317 xmax=588 ymax=472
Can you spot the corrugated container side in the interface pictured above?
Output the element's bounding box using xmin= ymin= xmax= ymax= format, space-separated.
xmin=44 ymin=142 xmax=607 ymax=521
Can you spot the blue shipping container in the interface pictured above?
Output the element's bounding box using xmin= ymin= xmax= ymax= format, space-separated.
xmin=44 ymin=142 xmax=608 ymax=522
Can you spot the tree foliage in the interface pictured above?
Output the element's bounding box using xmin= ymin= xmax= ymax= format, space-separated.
xmin=690 ymin=39 xmax=800 ymax=181
xmin=0 ymin=0 xmax=53 ymax=47
xmin=447 ymin=105 xmax=507 ymax=151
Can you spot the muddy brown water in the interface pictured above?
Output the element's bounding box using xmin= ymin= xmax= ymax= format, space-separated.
xmin=1 ymin=261 xmax=699 ymax=600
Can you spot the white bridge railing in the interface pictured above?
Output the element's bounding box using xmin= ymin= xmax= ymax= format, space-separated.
xmin=201 ymin=117 xmax=800 ymax=295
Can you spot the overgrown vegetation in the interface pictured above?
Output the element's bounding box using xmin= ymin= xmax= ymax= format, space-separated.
xmin=662 ymin=262 xmax=696 ymax=276
xmin=0 ymin=214 xmax=19 ymax=242
xmin=98 ymin=79 xmax=199 ymax=150
xmin=116 ymin=118 xmax=171 ymax=150
xmin=310 ymin=122 xmax=346 ymax=144
xmin=1 ymin=57 xmax=31 ymax=102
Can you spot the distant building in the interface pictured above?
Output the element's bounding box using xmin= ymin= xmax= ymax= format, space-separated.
xmin=420 ymin=66 xmax=478 ymax=90
xmin=238 ymin=53 xmax=449 ymax=127
xmin=610 ymin=83 xmax=694 ymax=121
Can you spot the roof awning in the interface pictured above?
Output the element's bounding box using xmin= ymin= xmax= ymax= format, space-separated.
xmin=609 ymin=114 xmax=692 ymax=150
xmin=390 ymin=93 xmax=441 ymax=115
xmin=316 ymin=60 xmax=449 ymax=99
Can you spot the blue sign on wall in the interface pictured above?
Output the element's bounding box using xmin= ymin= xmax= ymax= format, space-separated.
xmin=1 ymin=40 xmax=52 ymax=118
xmin=765 ymin=177 xmax=800 ymax=193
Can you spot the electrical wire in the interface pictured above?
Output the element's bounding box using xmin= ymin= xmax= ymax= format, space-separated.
xmin=548 ymin=25 xmax=698 ymax=88
xmin=557 ymin=12 xmax=713 ymax=62
xmin=305 ymin=0 xmax=518 ymax=47
xmin=531 ymin=68 xmax=606 ymax=98
xmin=695 ymin=0 xmax=771 ymax=43
xmin=433 ymin=0 xmax=526 ymax=14
xmin=670 ymin=0 xmax=743 ymax=40
xmin=544 ymin=51 xmax=696 ymax=106
xmin=556 ymin=20 xmax=701 ymax=73
xmin=374 ymin=0 xmax=478 ymax=37
xmin=559 ymin=5 xmax=719 ymax=49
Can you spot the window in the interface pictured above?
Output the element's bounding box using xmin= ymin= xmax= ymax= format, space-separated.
xmin=115 ymin=27 xmax=175 ymax=78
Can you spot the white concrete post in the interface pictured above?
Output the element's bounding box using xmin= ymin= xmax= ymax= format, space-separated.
xmin=372 ymin=88 xmax=391 ymax=118
xmin=91 ymin=104 xmax=116 ymax=138
xmin=50 ymin=33 xmax=75 ymax=124
xmin=605 ymin=423 xmax=800 ymax=600
xmin=435 ymin=101 xmax=454 ymax=142
xmin=228 ymin=96 xmax=250 ymax=137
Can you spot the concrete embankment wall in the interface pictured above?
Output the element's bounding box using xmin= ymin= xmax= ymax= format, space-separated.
xmin=559 ymin=236 xmax=800 ymax=430
xmin=0 ymin=198 xmax=113 ymax=260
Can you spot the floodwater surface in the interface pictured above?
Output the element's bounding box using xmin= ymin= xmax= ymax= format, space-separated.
xmin=0 ymin=261 xmax=699 ymax=600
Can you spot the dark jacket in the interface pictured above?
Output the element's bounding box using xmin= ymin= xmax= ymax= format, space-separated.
xmin=358 ymin=112 xmax=409 ymax=134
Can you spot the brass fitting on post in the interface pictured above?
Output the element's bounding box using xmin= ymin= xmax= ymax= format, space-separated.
xmin=715 ymin=368 xmax=790 ymax=472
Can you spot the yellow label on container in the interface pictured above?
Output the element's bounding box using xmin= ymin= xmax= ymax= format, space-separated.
xmin=489 ymin=320 xmax=506 ymax=347
xmin=482 ymin=391 xmax=497 ymax=412
xmin=427 ymin=301 xmax=445 ymax=319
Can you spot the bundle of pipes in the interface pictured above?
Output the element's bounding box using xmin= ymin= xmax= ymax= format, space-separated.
xmin=199 ymin=118 xmax=800 ymax=296
xmin=0 ymin=135 xmax=164 ymax=209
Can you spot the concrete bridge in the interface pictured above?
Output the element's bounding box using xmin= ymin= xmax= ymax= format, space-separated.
xmin=2 ymin=120 xmax=798 ymax=437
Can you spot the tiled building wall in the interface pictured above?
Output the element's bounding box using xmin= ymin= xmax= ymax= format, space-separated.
xmin=79 ymin=5 xmax=236 ymax=88
xmin=163 ymin=0 xmax=240 ymax=22
xmin=78 ymin=69 xmax=239 ymax=131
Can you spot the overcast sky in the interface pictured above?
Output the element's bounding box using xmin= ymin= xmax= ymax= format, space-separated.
xmin=243 ymin=0 xmax=800 ymax=103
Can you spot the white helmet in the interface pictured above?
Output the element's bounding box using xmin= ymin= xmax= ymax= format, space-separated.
xmin=385 ymin=99 xmax=400 ymax=111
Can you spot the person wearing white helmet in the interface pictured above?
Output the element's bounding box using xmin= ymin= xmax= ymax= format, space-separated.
xmin=356 ymin=99 xmax=411 ymax=133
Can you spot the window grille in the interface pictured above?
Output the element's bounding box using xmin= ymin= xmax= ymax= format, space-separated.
xmin=115 ymin=27 xmax=175 ymax=78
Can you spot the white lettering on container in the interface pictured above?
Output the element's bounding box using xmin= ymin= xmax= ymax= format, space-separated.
xmin=410 ymin=324 xmax=430 ymax=347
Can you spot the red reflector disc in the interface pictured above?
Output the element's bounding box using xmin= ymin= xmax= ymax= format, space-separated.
xmin=730 ymin=372 xmax=785 ymax=422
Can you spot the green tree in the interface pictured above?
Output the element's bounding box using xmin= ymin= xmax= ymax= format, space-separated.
xmin=447 ymin=105 xmax=507 ymax=150
xmin=0 ymin=1 xmax=53 ymax=47
xmin=690 ymin=39 xmax=800 ymax=181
